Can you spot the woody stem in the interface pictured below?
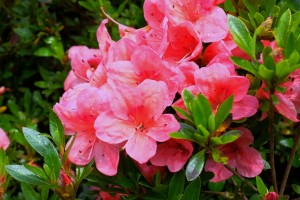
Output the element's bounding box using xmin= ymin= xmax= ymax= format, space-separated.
xmin=269 ymin=96 xmax=278 ymax=193
xmin=279 ymin=126 xmax=300 ymax=195
xmin=225 ymin=165 xmax=258 ymax=192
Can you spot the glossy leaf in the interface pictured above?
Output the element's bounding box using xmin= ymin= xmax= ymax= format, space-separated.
xmin=256 ymin=176 xmax=268 ymax=195
xmin=185 ymin=149 xmax=205 ymax=181
xmin=228 ymin=15 xmax=254 ymax=58
xmin=168 ymin=170 xmax=185 ymax=200
xmin=212 ymin=149 xmax=228 ymax=164
xmin=182 ymin=89 xmax=195 ymax=111
xmin=182 ymin=177 xmax=201 ymax=200
xmin=23 ymin=127 xmax=52 ymax=156
xmin=5 ymin=165 xmax=50 ymax=186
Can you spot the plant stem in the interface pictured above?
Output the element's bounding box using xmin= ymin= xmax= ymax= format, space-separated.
xmin=269 ymin=96 xmax=278 ymax=193
xmin=225 ymin=165 xmax=258 ymax=192
xmin=279 ymin=127 xmax=300 ymax=195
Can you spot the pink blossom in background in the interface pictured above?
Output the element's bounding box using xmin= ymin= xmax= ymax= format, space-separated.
xmin=205 ymin=127 xmax=264 ymax=182
xmin=135 ymin=161 xmax=166 ymax=184
xmin=95 ymin=79 xmax=180 ymax=164
xmin=165 ymin=0 xmax=228 ymax=42
xmin=263 ymin=192 xmax=279 ymax=200
xmin=257 ymin=74 xmax=300 ymax=122
xmin=0 ymin=87 xmax=6 ymax=95
xmin=0 ymin=128 xmax=10 ymax=150
xmin=150 ymin=139 xmax=193 ymax=172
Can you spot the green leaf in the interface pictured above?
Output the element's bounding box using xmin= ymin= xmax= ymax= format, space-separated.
xmin=169 ymin=123 xmax=197 ymax=142
xmin=210 ymin=130 xmax=241 ymax=146
xmin=224 ymin=0 xmax=236 ymax=12
xmin=275 ymin=60 xmax=290 ymax=82
xmin=23 ymin=127 xmax=52 ymax=156
xmin=228 ymin=15 xmax=254 ymax=58
xmin=215 ymin=95 xmax=233 ymax=131
xmin=44 ymin=144 xmax=62 ymax=181
xmin=49 ymin=110 xmax=65 ymax=150
xmin=182 ymin=89 xmax=195 ymax=111
xmin=182 ymin=177 xmax=201 ymax=200
xmin=34 ymin=47 xmax=53 ymax=57
xmin=208 ymin=114 xmax=215 ymax=132
xmin=212 ymin=149 xmax=228 ymax=164
xmin=192 ymin=100 xmax=206 ymax=128
xmin=258 ymin=65 xmax=274 ymax=83
xmin=24 ymin=164 xmax=48 ymax=180
xmin=172 ymin=106 xmax=193 ymax=123
xmin=185 ymin=149 xmax=205 ymax=181
xmin=208 ymin=181 xmax=225 ymax=192
xmin=279 ymin=138 xmax=294 ymax=148
xmin=292 ymin=184 xmax=300 ymax=194
xmin=5 ymin=165 xmax=50 ymax=186
xmin=274 ymin=9 xmax=291 ymax=47
xmin=256 ymin=176 xmax=268 ymax=195
xmin=196 ymin=94 xmax=213 ymax=122
xmin=231 ymin=57 xmax=259 ymax=76
xmin=21 ymin=183 xmax=40 ymax=200
xmin=168 ymin=170 xmax=185 ymax=200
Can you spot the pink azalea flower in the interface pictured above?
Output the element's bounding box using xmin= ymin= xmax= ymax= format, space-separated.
xmin=106 ymin=45 xmax=184 ymax=104
xmin=0 ymin=128 xmax=10 ymax=150
xmin=150 ymin=139 xmax=193 ymax=172
xmin=257 ymin=72 xmax=300 ymax=122
xmin=174 ymin=64 xmax=259 ymax=120
xmin=205 ymin=127 xmax=264 ymax=182
xmin=95 ymin=79 xmax=180 ymax=164
xmin=64 ymin=70 xmax=85 ymax=91
xmin=263 ymin=192 xmax=279 ymax=200
xmin=165 ymin=0 xmax=228 ymax=42
xmin=54 ymin=84 xmax=120 ymax=176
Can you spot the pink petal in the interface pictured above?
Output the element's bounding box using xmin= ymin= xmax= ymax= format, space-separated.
xmin=231 ymin=95 xmax=259 ymax=120
xmin=107 ymin=61 xmax=138 ymax=87
xmin=143 ymin=0 xmax=165 ymax=29
xmin=195 ymin=7 xmax=228 ymax=42
xmin=94 ymin=140 xmax=120 ymax=176
xmin=236 ymin=147 xmax=264 ymax=178
xmin=96 ymin=19 xmax=113 ymax=54
xmin=275 ymin=93 xmax=299 ymax=122
xmin=67 ymin=131 xmax=95 ymax=165
xmin=233 ymin=127 xmax=254 ymax=146
xmin=125 ymin=132 xmax=157 ymax=164
xmin=64 ymin=70 xmax=85 ymax=91
xmin=0 ymin=128 xmax=10 ymax=150
xmin=95 ymin=111 xmax=135 ymax=144
xmin=205 ymin=158 xmax=233 ymax=182
xmin=146 ymin=114 xmax=179 ymax=142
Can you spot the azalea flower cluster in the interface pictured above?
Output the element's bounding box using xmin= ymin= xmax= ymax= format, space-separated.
xmin=53 ymin=0 xmax=299 ymax=183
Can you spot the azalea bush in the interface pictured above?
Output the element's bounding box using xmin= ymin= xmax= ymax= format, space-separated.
xmin=2 ymin=0 xmax=300 ymax=199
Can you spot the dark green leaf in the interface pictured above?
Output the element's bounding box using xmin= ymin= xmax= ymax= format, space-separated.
xmin=256 ymin=176 xmax=268 ymax=195
xmin=5 ymin=165 xmax=50 ymax=186
xmin=21 ymin=183 xmax=40 ymax=200
xmin=168 ymin=170 xmax=185 ymax=200
xmin=292 ymin=184 xmax=300 ymax=194
xmin=186 ymin=150 xmax=205 ymax=181
xmin=49 ymin=110 xmax=65 ymax=149
xmin=44 ymin=144 xmax=62 ymax=181
xmin=224 ymin=0 xmax=236 ymax=12
xmin=24 ymin=164 xmax=48 ymax=180
xmin=208 ymin=181 xmax=225 ymax=192
xmin=215 ymin=96 xmax=233 ymax=131
xmin=182 ymin=177 xmax=201 ymax=200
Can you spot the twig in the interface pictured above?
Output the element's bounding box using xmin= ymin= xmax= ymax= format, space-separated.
xmin=269 ymin=96 xmax=278 ymax=193
xmin=279 ymin=126 xmax=300 ymax=195
xmin=225 ymin=165 xmax=258 ymax=192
